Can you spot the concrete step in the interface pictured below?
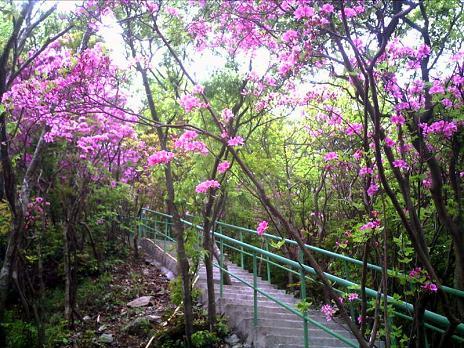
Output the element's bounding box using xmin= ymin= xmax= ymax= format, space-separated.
xmin=263 ymin=333 xmax=355 ymax=348
xmin=149 ymin=238 xmax=359 ymax=348
xmin=237 ymin=318 xmax=352 ymax=335
xmin=196 ymin=280 xmax=288 ymax=296
xmin=223 ymin=304 xmax=349 ymax=331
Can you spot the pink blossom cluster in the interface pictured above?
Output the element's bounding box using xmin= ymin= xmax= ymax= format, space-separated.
xmin=25 ymin=197 xmax=51 ymax=229
xmin=174 ymin=130 xmax=208 ymax=155
xmin=393 ymin=159 xmax=409 ymax=170
xmin=2 ymin=45 xmax=142 ymax=184
xmin=367 ymin=183 xmax=379 ymax=197
xmin=217 ymin=161 xmax=231 ymax=174
xmin=221 ymin=108 xmax=234 ymax=123
xmin=347 ymin=293 xmax=359 ymax=302
xmin=324 ymin=152 xmax=338 ymax=161
xmin=421 ymin=282 xmax=438 ymax=293
xmin=420 ymin=120 xmax=458 ymax=139
xmin=321 ymin=304 xmax=336 ymax=321
xmin=195 ymin=180 xmax=221 ymax=193
xmin=227 ymin=136 xmax=244 ymax=147
xmin=256 ymin=220 xmax=269 ymax=236
xmin=147 ymin=150 xmax=175 ymax=166
xmin=360 ymin=219 xmax=381 ymax=231
xmin=179 ymin=94 xmax=205 ymax=113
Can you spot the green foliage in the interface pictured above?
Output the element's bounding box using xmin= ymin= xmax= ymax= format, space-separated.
xmin=169 ymin=276 xmax=201 ymax=306
xmin=296 ymin=299 xmax=312 ymax=313
xmin=191 ymin=330 xmax=220 ymax=347
xmin=0 ymin=199 xmax=12 ymax=236
xmin=3 ymin=311 xmax=38 ymax=348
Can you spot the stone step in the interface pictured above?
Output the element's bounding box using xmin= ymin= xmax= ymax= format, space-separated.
xmin=263 ymin=333 xmax=355 ymax=348
xmin=237 ymin=317 xmax=352 ymax=334
xmin=223 ymin=304 xmax=349 ymax=330
xmin=148 ymin=238 xmax=359 ymax=348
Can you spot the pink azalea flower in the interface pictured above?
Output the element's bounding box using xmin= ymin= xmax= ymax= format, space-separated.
xmin=221 ymin=108 xmax=234 ymax=122
xmin=393 ymin=159 xmax=409 ymax=170
xmin=384 ymin=137 xmax=396 ymax=147
xmin=429 ymin=80 xmax=445 ymax=94
xmin=360 ymin=220 xmax=381 ymax=231
xmin=422 ymin=282 xmax=438 ymax=293
xmin=391 ymin=113 xmax=405 ymax=126
xmin=195 ymin=179 xmax=220 ymax=193
xmin=441 ymin=98 xmax=453 ymax=108
xmin=147 ymin=150 xmax=175 ymax=166
xmin=422 ymin=178 xmax=432 ymax=189
xmin=343 ymin=7 xmax=357 ymax=18
xmin=294 ymin=5 xmax=314 ymax=19
xmin=367 ymin=183 xmax=379 ymax=197
xmin=256 ymin=220 xmax=269 ymax=236
xmin=228 ymin=136 xmax=244 ymax=147
xmin=192 ymin=84 xmax=204 ymax=94
xmin=217 ymin=161 xmax=231 ymax=174
xmin=282 ymin=29 xmax=298 ymax=43
xmin=348 ymin=293 xmax=359 ymax=302
xmin=175 ymin=130 xmax=208 ymax=155
xmin=321 ymin=304 xmax=336 ymax=321
xmin=321 ymin=4 xmax=334 ymax=14
xmin=359 ymin=167 xmax=373 ymax=176
xmin=165 ymin=6 xmax=180 ymax=17
xmin=179 ymin=94 xmax=202 ymax=112
xmin=409 ymin=267 xmax=422 ymax=278
xmin=324 ymin=152 xmax=338 ymax=161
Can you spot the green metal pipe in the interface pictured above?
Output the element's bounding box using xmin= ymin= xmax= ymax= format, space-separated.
xmin=214 ymin=263 xmax=358 ymax=348
xmin=144 ymin=209 xmax=462 ymax=299
xmin=141 ymin=210 xmax=464 ymax=338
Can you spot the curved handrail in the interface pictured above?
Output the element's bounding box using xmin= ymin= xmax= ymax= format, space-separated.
xmin=140 ymin=209 xmax=464 ymax=338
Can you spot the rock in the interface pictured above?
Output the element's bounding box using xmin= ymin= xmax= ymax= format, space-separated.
xmin=83 ymin=315 xmax=91 ymax=321
xmin=225 ymin=334 xmax=240 ymax=345
xmin=123 ymin=317 xmax=151 ymax=337
xmin=97 ymin=324 xmax=107 ymax=332
xmin=99 ymin=333 xmax=113 ymax=344
xmin=127 ymin=296 xmax=153 ymax=308
xmin=232 ymin=345 xmax=243 ymax=348
xmin=146 ymin=314 xmax=162 ymax=323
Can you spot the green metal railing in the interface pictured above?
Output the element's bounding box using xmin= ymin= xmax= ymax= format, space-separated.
xmin=138 ymin=209 xmax=464 ymax=346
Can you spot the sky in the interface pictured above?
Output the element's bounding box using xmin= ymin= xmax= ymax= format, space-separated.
xmin=54 ymin=0 xmax=272 ymax=112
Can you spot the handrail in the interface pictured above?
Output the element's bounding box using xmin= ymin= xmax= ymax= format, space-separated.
xmin=215 ymin=263 xmax=358 ymax=347
xmin=139 ymin=209 xmax=464 ymax=340
xmin=142 ymin=208 xmax=464 ymax=299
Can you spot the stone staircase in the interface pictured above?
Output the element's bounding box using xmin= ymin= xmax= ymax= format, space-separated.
xmin=140 ymin=237 xmax=358 ymax=348
xmin=197 ymin=263 xmax=357 ymax=348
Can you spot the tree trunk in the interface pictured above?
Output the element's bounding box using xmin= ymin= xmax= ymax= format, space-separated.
xmin=203 ymin=228 xmax=217 ymax=329
xmin=173 ymin=218 xmax=193 ymax=346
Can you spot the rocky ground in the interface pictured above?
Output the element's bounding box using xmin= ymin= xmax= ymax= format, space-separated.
xmin=68 ymin=257 xmax=249 ymax=347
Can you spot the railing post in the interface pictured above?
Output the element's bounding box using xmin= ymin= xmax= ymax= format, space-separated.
xmin=220 ymin=237 xmax=224 ymax=299
xmin=253 ymin=253 xmax=258 ymax=327
xmin=240 ymin=231 xmax=245 ymax=268
xmin=343 ymin=262 xmax=356 ymax=321
xmin=154 ymin=218 xmax=158 ymax=241
xmin=265 ymin=240 xmax=271 ymax=282
xmin=164 ymin=216 xmax=168 ymax=252
xmin=142 ymin=213 xmax=146 ymax=238
xmin=299 ymin=250 xmax=309 ymax=348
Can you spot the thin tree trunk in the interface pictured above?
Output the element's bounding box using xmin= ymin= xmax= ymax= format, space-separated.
xmin=203 ymin=228 xmax=217 ymax=329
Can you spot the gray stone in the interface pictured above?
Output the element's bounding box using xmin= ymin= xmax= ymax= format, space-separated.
xmin=123 ymin=317 xmax=151 ymax=337
xmin=97 ymin=324 xmax=107 ymax=332
xmin=146 ymin=314 xmax=162 ymax=323
xmin=127 ymin=296 xmax=152 ymax=308
xmin=83 ymin=315 xmax=91 ymax=321
xmin=99 ymin=333 xmax=113 ymax=344
xmin=225 ymin=334 xmax=240 ymax=345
